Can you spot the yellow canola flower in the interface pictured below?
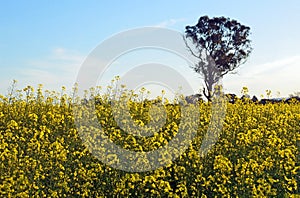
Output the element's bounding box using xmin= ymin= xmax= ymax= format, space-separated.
xmin=0 ymin=84 xmax=299 ymax=197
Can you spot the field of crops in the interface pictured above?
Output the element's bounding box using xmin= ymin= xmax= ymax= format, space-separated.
xmin=0 ymin=84 xmax=299 ymax=197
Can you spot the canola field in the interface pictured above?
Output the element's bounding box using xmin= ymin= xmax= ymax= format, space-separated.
xmin=0 ymin=84 xmax=299 ymax=197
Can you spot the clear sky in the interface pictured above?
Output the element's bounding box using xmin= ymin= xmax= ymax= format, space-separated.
xmin=1 ymin=0 xmax=300 ymax=98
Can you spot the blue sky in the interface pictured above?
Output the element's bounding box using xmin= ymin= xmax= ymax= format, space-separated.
xmin=1 ymin=0 xmax=300 ymax=98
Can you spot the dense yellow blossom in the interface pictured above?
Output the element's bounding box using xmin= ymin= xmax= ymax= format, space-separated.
xmin=0 ymin=84 xmax=299 ymax=197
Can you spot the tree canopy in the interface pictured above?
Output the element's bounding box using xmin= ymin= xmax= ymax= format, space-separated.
xmin=185 ymin=16 xmax=252 ymax=101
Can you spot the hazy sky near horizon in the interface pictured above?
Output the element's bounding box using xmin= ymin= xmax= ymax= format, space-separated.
xmin=1 ymin=1 xmax=300 ymax=98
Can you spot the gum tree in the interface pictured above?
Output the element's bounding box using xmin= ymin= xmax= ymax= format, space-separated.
xmin=185 ymin=16 xmax=252 ymax=101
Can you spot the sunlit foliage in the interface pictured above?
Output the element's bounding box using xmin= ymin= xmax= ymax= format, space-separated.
xmin=0 ymin=82 xmax=299 ymax=197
